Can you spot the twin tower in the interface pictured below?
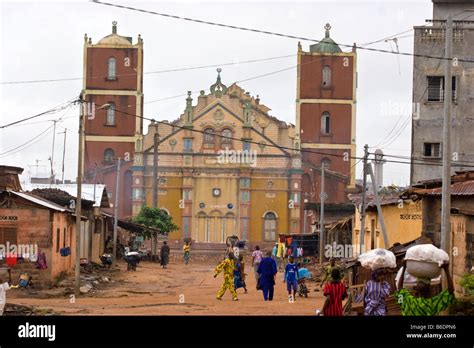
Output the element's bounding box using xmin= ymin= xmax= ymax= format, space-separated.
xmin=81 ymin=22 xmax=356 ymax=239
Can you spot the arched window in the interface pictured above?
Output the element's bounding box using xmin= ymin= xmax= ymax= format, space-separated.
xmin=263 ymin=212 xmax=277 ymax=241
xmin=108 ymin=57 xmax=116 ymax=79
xmin=221 ymin=128 xmax=232 ymax=145
xmin=203 ymin=128 xmax=215 ymax=148
xmin=322 ymin=65 xmax=331 ymax=87
xmin=321 ymin=157 xmax=331 ymax=169
xmin=321 ymin=111 xmax=330 ymax=134
xmin=104 ymin=148 xmax=115 ymax=162
xmin=106 ymin=102 xmax=115 ymax=125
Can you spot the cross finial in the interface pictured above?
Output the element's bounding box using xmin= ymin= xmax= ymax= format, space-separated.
xmin=210 ymin=68 xmax=227 ymax=96
xmin=112 ymin=21 xmax=117 ymax=34
xmin=324 ymin=23 xmax=331 ymax=38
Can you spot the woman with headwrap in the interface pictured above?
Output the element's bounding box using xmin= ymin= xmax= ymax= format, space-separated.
xmin=396 ymin=260 xmax=455 ymax=316
xmin=363 ymin=268 xmax=391 ymax=316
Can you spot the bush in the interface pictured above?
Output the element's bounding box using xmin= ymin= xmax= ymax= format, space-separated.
xmin=459 ymin=272 xmax=474 ymax=297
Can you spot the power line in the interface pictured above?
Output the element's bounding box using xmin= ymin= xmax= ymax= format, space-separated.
xmin=377 ymin=115 xmax=412 ymax=149
xmin=0 ymin=107 xmax=74 ymax=157
xmin=372 ymin=43 xmax=447 ymax=150
xmin=97 ymin=101 xmax=474 ymax=169
xmin=3 ymin=114 xmax=78 ymax=129
xmin=144 ymin=64 xmax=299 ymax=105
xmin=0 ymin=98 xmax=78 ymax=129
xmin=90 ymin=0 xmax=474 ymax=64
xmin=102 ymin=101 xmax=362 ymax=161
xmin=145 ymin=45 xmax=352 ymax=104
xmin=359 ymin=29 xmax=414 ymax=47
xmin=372 ymin=151 xmax=474 ymax=168
xmin=0 ymin=124 xmax=55 ymax=157
xmin=0 ymin=54 xmax=295 ymax=85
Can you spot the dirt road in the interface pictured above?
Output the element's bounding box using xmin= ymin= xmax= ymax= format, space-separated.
xmin=8 ymin=260 xmax=325 ymax=315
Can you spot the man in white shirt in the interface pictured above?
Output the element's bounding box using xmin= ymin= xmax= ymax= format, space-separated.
xmin=0 ymin=274 xmax=12 ymax=315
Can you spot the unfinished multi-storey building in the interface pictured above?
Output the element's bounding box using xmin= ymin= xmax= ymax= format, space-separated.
xmin=411 ymin=0 xmax=474 ymax=184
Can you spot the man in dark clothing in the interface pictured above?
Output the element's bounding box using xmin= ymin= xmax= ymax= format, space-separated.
xmin=160 ymin=241 xmax=170 ymax=269
xmin=257 ymin=250 xmax=278 ymax=301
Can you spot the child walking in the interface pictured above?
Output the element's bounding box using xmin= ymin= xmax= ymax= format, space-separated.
xmin=183 ymin=241 xmax=191 ymax=265
xmin=284 ymin=256 xmax=299 ymax=300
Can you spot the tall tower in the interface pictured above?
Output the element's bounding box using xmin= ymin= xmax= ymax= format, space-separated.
xmin=296 ymin=24 xmax=357 ymax=232
xmin=372 ymin=149 xmax=386 ymax=190
xmin=82 ymin=22 xmax=144 ymax=218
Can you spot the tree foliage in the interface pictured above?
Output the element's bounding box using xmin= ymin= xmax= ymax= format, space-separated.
xmin=133 ymin=207 xmax=178 ymax=239
xmin=460 ymin=273 xmax=474 ymax=297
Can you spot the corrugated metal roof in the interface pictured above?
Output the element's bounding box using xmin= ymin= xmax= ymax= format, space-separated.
xmin=348 ymin=193 xmax=401 ymax=207
xmin=413 ymin=180 xmax=474 ymax=196
xmin=22 ymin=183 xmax=109 ymax=207
xmin=9 ymin=191 xmax=68 ymax=212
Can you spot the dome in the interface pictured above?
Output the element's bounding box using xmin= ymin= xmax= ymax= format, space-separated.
xmin=97 ymin=21 xmax=133 ymax=45
xmin=98 ymin=34 xmax=132 ymax=45
xmin=309 ymin=23 xmax=342 ymax=53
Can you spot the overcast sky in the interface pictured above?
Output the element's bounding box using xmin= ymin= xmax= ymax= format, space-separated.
xmin=0 ymin=0 xmax=432 ymax=186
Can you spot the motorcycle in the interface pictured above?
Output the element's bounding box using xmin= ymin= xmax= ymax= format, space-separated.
xmin=123 ymin=247 xmax=140 ymax=271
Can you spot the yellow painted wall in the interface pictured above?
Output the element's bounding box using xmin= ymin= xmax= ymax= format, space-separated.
xmin=145 ymin=175 xmax=183 ymax=240
xmin=191 ymin=175 xmax=239 ymax=242
xmin=138 ymin=82 xmax=297 ymax=243
xmin=249 ymin=177 xmax=289 ymax=242
xmin=353 ymin=200 xmax=422 ymax=251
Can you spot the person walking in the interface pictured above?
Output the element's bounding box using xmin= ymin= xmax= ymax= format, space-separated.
xmin=320 ymin=258 xmax=340 ymax=288
xmin=396 ymin=260 xmax=455 ymax=316
xmin=160 ymin=241 xmax=170 ymax=269
xmin=251 ymin=246 xmax=263 ymax=283
xmin=234 ymin=254 xmax=248 ymax=294
xmin=276 ymin=242 xmax=285 ymax=270
xmin=214 ymin=253 xmax=238 ymax=301
xmin=320 ymin=268 xmax=347 ymax=316
xmin=284 ymin=256 xmax=299 ymax=301
xmin=183 ymin=241 xmax=191 ymax=265
xmin=257 ymin=250 xmax=278 ymax=301
xmin=364 ymin=269 xmax=391 ymax=316
xmin=0 ymin=271 xmax=17 ymax=315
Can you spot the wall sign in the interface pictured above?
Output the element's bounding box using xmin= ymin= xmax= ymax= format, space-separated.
xmin=0 ymin=216 xmax=18 ymax=221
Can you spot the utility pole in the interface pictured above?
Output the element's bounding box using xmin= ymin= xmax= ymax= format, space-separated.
xmin=367 ymin=162 xmax=389 ymax=247
xmin=112 ymin=158 xmax=121 ymax=265
xmin=359 ymin=144 xmax=369 ymax=255
xmin=35 ymin=159 xmax=40 ymax=177
xmin=93 ymin=166 xmax=98 ymax=206
xmin=303 ymin=194 xmax=308 ymax=234
xmin=50 ymin=120 xmax=57 ymax=184
xmin=441 ymin=16 xmax=453 ymax=260
xmin=319 ymin=162 xmax=326 ymax=263
xmin=152 ymin=133 xmax=159 ymax=262
xmin=152 ymin=132 xmax=159 ymax=208
xmin=59 ymin=128 xmax=67 ymax=184
xmin=75 ymin=96 xmax=84 ymax=296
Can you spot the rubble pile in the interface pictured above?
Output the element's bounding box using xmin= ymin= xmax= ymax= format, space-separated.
xmin=4 ymin=303 xmax=56 ymax=316
xmin=305 ymin=258 xmax=348 ymax=284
